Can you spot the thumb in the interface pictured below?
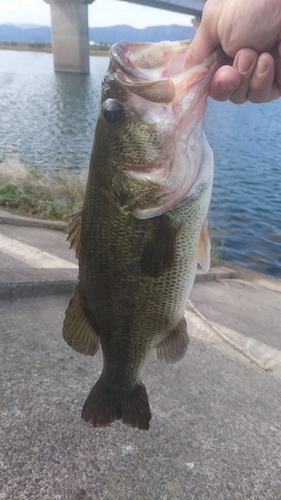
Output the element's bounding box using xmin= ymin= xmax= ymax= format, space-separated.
xmin=185 ymin=24 xmax=220 ymax=67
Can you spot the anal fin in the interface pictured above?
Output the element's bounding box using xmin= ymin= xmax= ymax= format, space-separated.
xmin=82 ymin=377 xmax=151 ymax=430
xmin=156 ymin=317 xmax=189 ymax=363
xmin=63 ymin=284 xmax=100 ymax=356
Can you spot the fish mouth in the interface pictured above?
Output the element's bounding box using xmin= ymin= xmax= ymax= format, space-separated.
xmin=108 ymin=41 xmax=224 ymax=219
xmin=110 ymin=40 xmax=224 ymax=104
xmin=110 ymin=40 xmax=189 ymax=103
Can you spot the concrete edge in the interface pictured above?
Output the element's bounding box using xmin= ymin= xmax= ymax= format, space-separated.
xmin=0 ymin=211 xmax=277 ymax=284
xmin=218 ymin=259 xmax=281 ymax=290
xmin=0 ymin=268 xmax=237 ymax=302
xmin=0 ymin=280 xmax=77 ymax=301
xmin=195 ymin=266 xmax=237 ymax=282
xmin=0 ymin=211 xmax=279 ymax=286
xmin=0 ymin=210 xmax=67 ymax=231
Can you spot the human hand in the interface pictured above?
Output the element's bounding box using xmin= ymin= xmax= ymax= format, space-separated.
xmin=186 ymin=0 xmax=281 ymax=103
xmin=210 ymin=46 xmax=281 ymax=104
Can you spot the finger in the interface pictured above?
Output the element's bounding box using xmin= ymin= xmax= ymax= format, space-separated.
xmin=185 ymin=24 xmax=219 ymax=67
xmin=254 ymin=42 xmax=281 ymax=102
xmin=275 ymin=41 xmax=281 ymax=92
xmin=209 ymin=66 xmax=241 ymax=101
xmin=229 ymin=49 xmax=259 ymax=104
xmin=185 ymin=2 xmax=221 ymax=68
xmin=272 ymin=42 xmax=281 ymax=89
xmin=247 ymin=53 xmax=279 ymax=103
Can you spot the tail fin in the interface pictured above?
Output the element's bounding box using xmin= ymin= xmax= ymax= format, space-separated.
xmin=81 ymin=377 xmax=152 ymax=430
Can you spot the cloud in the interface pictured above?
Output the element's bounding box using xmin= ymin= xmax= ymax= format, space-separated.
xmin=0 ymin=0 xmax=50 ymax=25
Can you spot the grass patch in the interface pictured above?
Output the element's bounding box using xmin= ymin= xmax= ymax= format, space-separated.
xmin=0 ymin=159 xmax=85 ymax=221
xmin=210 ymin=238 xmax=219 ymax=267
xmin=0 ymin=158 xmax=220 ymax=264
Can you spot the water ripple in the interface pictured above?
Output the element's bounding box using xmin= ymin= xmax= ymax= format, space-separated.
xmin=206 ymin=99 xmax=281 ymax=277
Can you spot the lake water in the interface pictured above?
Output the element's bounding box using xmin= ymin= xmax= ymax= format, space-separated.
xmin=0 ymin=50 xmax=281 ymax=277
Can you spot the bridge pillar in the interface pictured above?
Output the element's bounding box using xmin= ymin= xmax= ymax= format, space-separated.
xmin=43 ymin=0 xmax=95 ymax=73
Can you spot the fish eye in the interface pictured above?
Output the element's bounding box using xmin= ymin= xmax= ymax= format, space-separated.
xmin=102 ymin=99 xmax=123 ymax=125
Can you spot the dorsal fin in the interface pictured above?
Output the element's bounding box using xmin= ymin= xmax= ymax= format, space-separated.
xmin=66 ymin=210 xmax=82 ymax=260
xmin=197 ymin=219 xmax=211 ymax=272
xmin=63 ymin=285 xmax=100 ymax=356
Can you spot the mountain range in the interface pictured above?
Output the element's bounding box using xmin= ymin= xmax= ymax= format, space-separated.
xmin=0 ymin=23 xmax=196 ymax=44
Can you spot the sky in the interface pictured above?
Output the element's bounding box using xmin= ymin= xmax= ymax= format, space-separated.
xmin=0 ymin=0 xmax=193 ymax=28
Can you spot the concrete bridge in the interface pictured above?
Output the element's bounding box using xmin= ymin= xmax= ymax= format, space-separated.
xmin=44 ymin=0 xmax=206 ymax=73
xmin=121 ymin=0 xmax=206 ymax=16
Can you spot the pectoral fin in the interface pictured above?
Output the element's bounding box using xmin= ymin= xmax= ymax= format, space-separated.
xmin=156 ymin=317 xmax=189 ymax=363
xmin=140 ymin=215 xmax=181 ymax=277
xmin=66 ymin=210 xmax=82 ymax=260
xmin=63 ymin=285 xmax=100 ymax=356
xmin=197 ymin=219 xmax=211 ymax=272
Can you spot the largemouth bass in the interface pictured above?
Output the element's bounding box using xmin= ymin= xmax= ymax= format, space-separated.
xmin=63 ymin=40 xmax=223 ymax=430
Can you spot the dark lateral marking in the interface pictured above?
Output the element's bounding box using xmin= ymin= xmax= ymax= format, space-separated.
xmin=140 ymin=215 xmax=181 ymax=277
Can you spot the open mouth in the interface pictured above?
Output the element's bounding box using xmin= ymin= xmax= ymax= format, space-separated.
xmin=109 ymin=40 xmax=224 ymax=104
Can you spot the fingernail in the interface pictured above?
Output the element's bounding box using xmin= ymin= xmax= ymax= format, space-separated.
xmin=256 ymin=58 xmax=268 ymax=75
xmin=237 ymin=54 xmax=253 ymax=73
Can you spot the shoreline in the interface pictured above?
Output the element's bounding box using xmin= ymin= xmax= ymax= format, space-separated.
xmin=0 ymin=42 xmax=109 ymax=56
xmin=218 ymin=259 xmax=281 ymax=290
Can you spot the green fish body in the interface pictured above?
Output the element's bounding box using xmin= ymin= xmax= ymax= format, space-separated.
xmin=63 ymin=40 xmax=223 ymax=430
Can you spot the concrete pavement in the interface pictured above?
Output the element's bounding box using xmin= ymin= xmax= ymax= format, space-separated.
xmin=0 ymin=210 xmax=281 ymax=500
